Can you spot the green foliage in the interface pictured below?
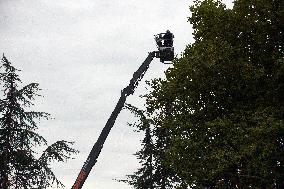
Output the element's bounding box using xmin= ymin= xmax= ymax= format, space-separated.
xmin=119 ymin=104 xmax=154 ymax=189
xmin=127 ymin=0 xmax=284 ymax=188
xmin=0 ymin=55 xmax=78 ymax=189
xmin=121 ymin=104 xmax=183 ymax=189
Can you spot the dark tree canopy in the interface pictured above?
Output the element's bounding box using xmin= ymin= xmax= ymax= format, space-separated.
xmin=0 ymin=55 xmax=78 ymax=189
xmin=124 ymin=0 xmax=284 ymax=188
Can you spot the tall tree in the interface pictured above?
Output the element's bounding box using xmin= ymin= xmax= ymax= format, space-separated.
xmin=119 ymin=104 xmax=154 ymax=189
xmin=137 ymin=0 xmax=284 ymax=188
xmin=0 ymin=55 xmax=78 ymax=189
xmin=121 ymin=103 xmax=182 ymax=189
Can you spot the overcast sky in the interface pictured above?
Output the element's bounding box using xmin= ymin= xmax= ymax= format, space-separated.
xmin=0 ymin=0 xmax=233 ymax=188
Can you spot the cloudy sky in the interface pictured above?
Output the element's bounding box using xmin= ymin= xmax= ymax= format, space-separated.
xmin=0 ymin=0 xmax=233 ymax=188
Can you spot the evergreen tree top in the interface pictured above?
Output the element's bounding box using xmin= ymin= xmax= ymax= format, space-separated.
xmin=0 ymin=55 xmax=78 ymax=189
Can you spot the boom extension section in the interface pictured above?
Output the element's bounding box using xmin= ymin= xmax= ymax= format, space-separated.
xmin=72 ymin=52 xmax=155 ymax=189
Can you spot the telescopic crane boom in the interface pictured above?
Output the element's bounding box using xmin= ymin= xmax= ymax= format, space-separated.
xmin=72 ymin=31 xmax=174 ymax=189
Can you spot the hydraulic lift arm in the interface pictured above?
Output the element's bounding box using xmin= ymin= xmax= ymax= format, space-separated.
xmin=71 ymin=52 xmax=155 ymax=189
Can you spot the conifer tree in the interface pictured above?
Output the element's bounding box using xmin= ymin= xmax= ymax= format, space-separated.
xmin=121 ymin=104 xmax=180 ymax=189
xmin=119 ymin=104 xmax=154 ymax=189
xmin=0 ymin=55 xmax=78 ymax=189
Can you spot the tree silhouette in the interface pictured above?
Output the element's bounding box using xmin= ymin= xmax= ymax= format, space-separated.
xmin=0 ymin=55 xmax=78 ymax=189
xmin=129 ymin=0 xmax=284 ymax=188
